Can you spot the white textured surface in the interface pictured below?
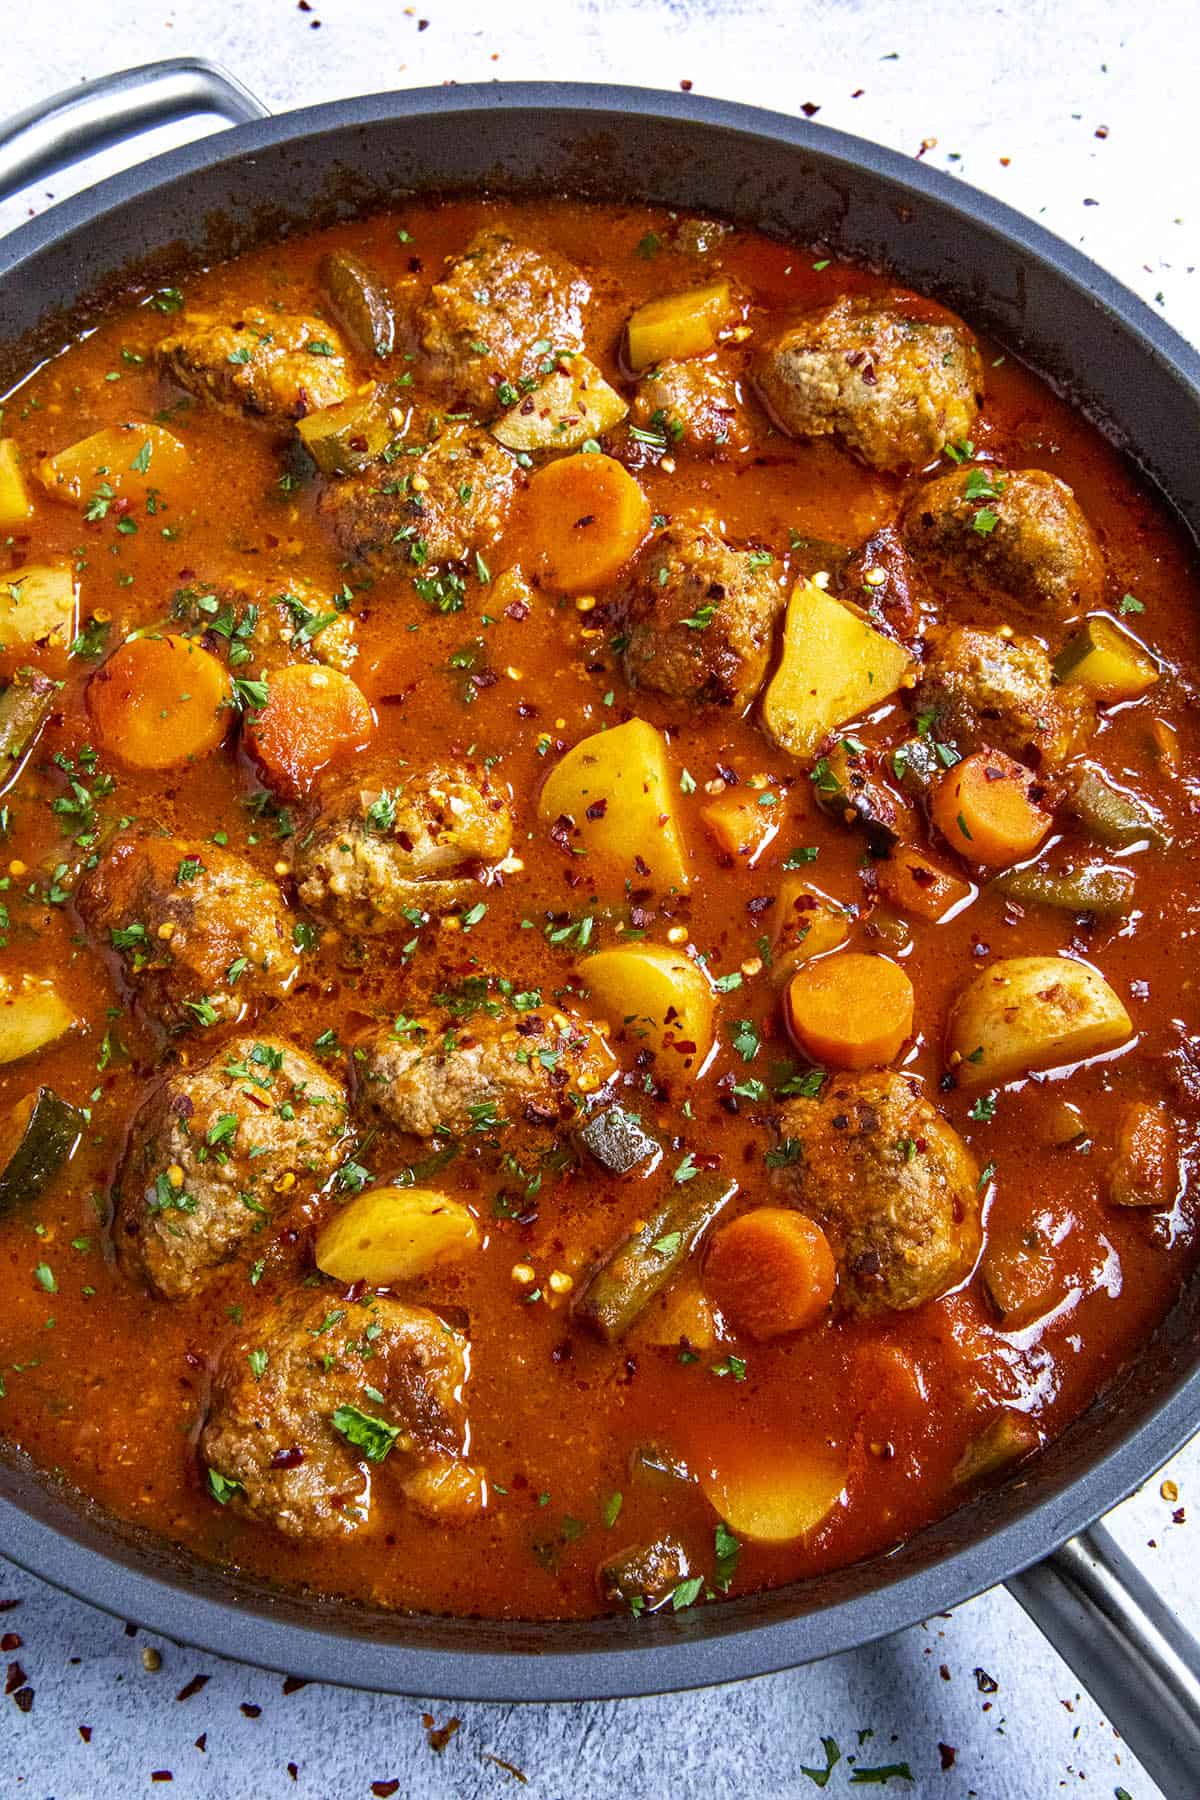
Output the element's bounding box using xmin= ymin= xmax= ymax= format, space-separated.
xmin=1 ymin=3 xmax=1198 ymax=1796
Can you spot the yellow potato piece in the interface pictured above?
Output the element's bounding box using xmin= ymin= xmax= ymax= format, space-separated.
xmin=770 ymin=873 xmax=851 ymax=983
xmin=947 ymin=954 xmax=1132 ymax=1089
xmin=701 ymin=1441 xmax=847 ymax=1543
xmin=538 ymin=717 xmax=690 ymax=892
xmin=37 ymin=423 xmax=190 ymax=505
xmin=580 ymin=941 xmax=715 ymax=1077
xmin=1054 ymin=615 xmax=1158 ymax=703
xmin=491 ymin=355 xmax=628 ymax=452
xmin=0 ymin=977 xmax=76 ymax=1065
xmin=315 ymin=1186 xmax=480 ymax=1285
xmin=0 ymin=565 xmax=77 ymax=652
xmin=0 ymin=440 xmax=32 ymax=528
xmin=626 ymin=280 xmax=735 ymax=371
xmin=762 ymin=580 xmax=914 ymax=764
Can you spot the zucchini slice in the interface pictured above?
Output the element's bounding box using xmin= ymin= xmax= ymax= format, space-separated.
xmin=0 ymin=1086 xmax=84 ymax=1215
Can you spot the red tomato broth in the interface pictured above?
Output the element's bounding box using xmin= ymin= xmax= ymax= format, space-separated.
xmin=0 ymin=196 xmax=1195 ymax=1620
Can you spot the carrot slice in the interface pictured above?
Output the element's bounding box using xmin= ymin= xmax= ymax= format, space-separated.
xmin=87 ymin=633 xmax=233 ymax=770
xmin=704 ymin=1207 xmax=836 ymax=1340
xmin=516 ymin=452 xmax=650 ymax=595
xmin=875 ymin=845 xmax=972 ymax=921
xmin=244 ymin=662 xmax=374 ymax=797
xmin=784 ymin=950 xmax=914 ymax=1069
xmin=931 ymin=749 xmax=1051 ymax=867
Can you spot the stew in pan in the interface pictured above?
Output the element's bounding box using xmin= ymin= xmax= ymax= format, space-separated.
xmin=0 ymin=198 xmax=1196 ymax=1620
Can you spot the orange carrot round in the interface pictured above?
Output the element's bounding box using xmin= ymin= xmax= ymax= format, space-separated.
xmin=785 ymin=951 xmax=914 ymax=1070
xmin=244 ymin=662 xmax=374 ymax=797
xmin=705 ymin=1207 xmax=836 ymax=1340
xmin=87 ymin=633 xmax=233 ymax=770
xmin=931 ymin=748 xmax=1051 ymax=867
xmin=517 ymin=452 xmax=650 ymax=595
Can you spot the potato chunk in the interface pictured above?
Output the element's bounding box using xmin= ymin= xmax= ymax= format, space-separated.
xmin=0 ymin=565 xmax=77 ymax=652
xmin=491 ymin=355 xmax=628 ymax=451
xmin=0 ymin=440 xmax=32 ymax=528
xmin=37 ymin=423 xmax=189 ymax=504
xmin=1054 ymin=615 xmax=1159 ymax=702
xmin=538 ymin=717 xmax=690 ymax=891
xmin=947 ymin=955 xmax=1132 ymax=1088
xmin=315 ymin=1187 xmax=480 ymax=1284
xmin=579 ymin=942 xmax=714 ymax=1077
xmin=626 ymin=280 xmax=735 ymax=371
xmin=0 ymin=976 xmax=76 ymax=1064
xmin=762 ymin=580 xmax=913 ymax=764
xmin=700 ymin=1439 xmax=846 ymax=1542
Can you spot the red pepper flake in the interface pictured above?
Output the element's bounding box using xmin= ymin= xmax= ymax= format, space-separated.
xmin=939 ymin=1663 xmax=951 ymax=1680
xmin=287 ymin=1763 xmax=298 ymax=1782
xmin=0 ymin=1599 xmax=20 ymax=1613
xmin=1095 ymin=124 xmax=1109 ymax=138
xmin=240 ymin=1702 xmax=263 ymax=1719
xmin=372 ymin=1783 xmax=401 ymax=1798
xmin=418 ymin=16 xmax=429 ymax=27
xmin=800 ymin=102 xmax=821 ymax=117
xmin=79 ymin=1725 xmax=93 ymax=1743
xmin=150 ymin=1772 xmax=173 ymax=1783
xmin=424 ymin=1714 xmax=461 ymax=1753
xmin=939 ymin=1743 xmax=957 ymax=1770
xmin=282 ymin=1675 xmax=308 ymax=1695
xmin=195 ymin=1734 xmax=207 ymax=1753
xmin=916 ymin=137 xmax=937 ymax=159
xmin=679 ymin=79 xmax=693 ymax=91
xmin=851 ymin=88 xmax=865 ymax=98
xmin=5 ymin=1660 xmax=26 ymax=1695
xmin=175 ymin=1673 xmax=209 ymax=1702
xmin=12 ymin=1687 xmax=33 ymax=1713
xmin=974 ymin=1666 xmax=999 ymax=1693
xmin=0 ymin=1633 xmax=21 ymax=1652
xmin=999 ymin=156 xmax=1011 ymax=167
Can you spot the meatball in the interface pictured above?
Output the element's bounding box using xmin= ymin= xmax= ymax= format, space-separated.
xmin=158 ymin=310 xmax=351 ymax=421
xmin=752 ymin=295 xmax=983 ymax=473
xmin=629 ymin=358 xmax=753 ymax=456
xmin=76 ymin=833 xmax=301 ymax=1031
xmin=360 ymin=1002 xmax=611 ymax=1137
xmin=901 ymin=466 xmax=1105 ymax=618
xmin=116 ymin=1036 xmax=348 ymax=1299
xmin=170 ymin=572 xmax=358 ymax=675
xmin=295 ymin=763 xmax=514 ymax=933
xmin=774 ymin=1070 xmax=981 ymax=1315
xmin=317 ymin=420 xmax=515 ymax=573
xmin=915 ymin=624 xmax=1094 ymax=769
xmin=414 ymin=227 xmax=591 ymax=411
xmin=200 ymin=1290 xmax=477 ymax=1538
xmin=620 ymin=522 xmax=782 ymax=711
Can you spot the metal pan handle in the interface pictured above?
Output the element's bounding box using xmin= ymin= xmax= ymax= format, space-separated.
xmin=1008 ymin=1523 xmax=1200 ymax=1799
xmin=0 ymin=57 xmax=270 ymax=205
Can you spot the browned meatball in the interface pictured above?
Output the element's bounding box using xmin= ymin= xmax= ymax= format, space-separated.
xmin=116 ymin=1036 xmax=348 ymax=1299
xmin=630 ymin=358 xmax=753 ymax=456
xmin=774 ymin=1070 xmax=981 ymax=1315
xmin=158 ymin=310 xmax=351 ymax=421
xmin=620 ymin=522 xmax=783 ymax=711
xmin=414 ymin=228 xmax=591 ymax=411
xmin=901 ymin=466 xmax=1105 ymax=618
xmin=76 ymin=833 xmax=301 ymax=1031
xmin=169 ymin=573 xmax=358 ymax=675
xmin=295 ymin=763 xmax=514 ymax=933
xmin=359 ymin=1001 xmax=612 ymax=1137
xmin=915 ymin=624 xmax=1094 ymax=769
xmin=752 ymin=295 xmax=983 ymax=472
xmin=200 ymin=1290 xmax=478 ymax=1538
xmin=317 ymin=420 xmax=515 ymax=572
